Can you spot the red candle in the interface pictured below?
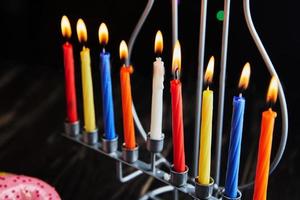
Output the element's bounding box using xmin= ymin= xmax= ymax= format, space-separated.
xmin=171 ymin=41 xmax=186 ymax=172
xmin=119 ymin=41 xmax=136 ymax=149
xmin=61 ymin=15 xmax=78 ymax=123
xmin=253 ymin=76 xmax=278 ymax=200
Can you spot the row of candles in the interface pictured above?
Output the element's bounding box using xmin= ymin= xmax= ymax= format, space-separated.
xmin=61 ymin=15 xmax=278 ymax=200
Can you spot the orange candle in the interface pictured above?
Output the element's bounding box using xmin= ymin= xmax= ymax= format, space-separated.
xmin=119 ymin=41 xmax=136 ymax=149
xmin=253 ymin=76 xmax=278 ymax=200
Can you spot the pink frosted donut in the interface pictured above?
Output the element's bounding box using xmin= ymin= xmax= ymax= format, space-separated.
xmin=0 ymin=174 xmax=61 ymax=200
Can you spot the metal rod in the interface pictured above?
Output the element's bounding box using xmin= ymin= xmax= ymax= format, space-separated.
xmin=193 ymin=0 xmax=208 ymax=177
xmin=214 ymin=0 xmax=232 ymax=185
xmin=117 ymin=161 xmax=143 ymax=183
xmin=173 ymin=188 xmax=179 ymax=200
xmin=139 ymin=185 xmax=175 ymax=200
xmin=239 ymin=0 xmax=289 ymax=189
xmin=151 ymin=153 xmax=156 ymax=173
xmin=172 ymin=0 xmax=178 ymax=45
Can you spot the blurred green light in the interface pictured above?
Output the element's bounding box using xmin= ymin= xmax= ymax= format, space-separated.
xmin=216 ymin=10 xmax=224 ymax=21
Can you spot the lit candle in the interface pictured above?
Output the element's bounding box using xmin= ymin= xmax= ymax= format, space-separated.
xmin=198 ymin=56 xmax=214 ymax=184
xmin=150 ymin=30 xmax=165 ymax=140
xmin=98 ymin=23 xmax=116 ymax=140
xmin=253 ymin=76 xmax=278 ymax=200
xmin=119 ymin=41 xmax=136 ymax=149
xmin=170 ymin=41 xmax=186 ymax=172
xmin=61 ymin=15 xmax=78 ymax=123
xmin=76 ymin=19 xmax=96 ymax=132
xmin=224 ymin=63 xmax=251 ymax=198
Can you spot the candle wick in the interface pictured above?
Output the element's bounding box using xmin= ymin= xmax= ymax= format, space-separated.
xmin=267 ymin=102 xmax=274 ymax=110
xmin=102 ymin=47 xmax=106 ymax=53
xmin=155 ymin=53 xmax=162 ymax=58
xmin=239 ymin=93 xmax=242 ymax=97
xmin=174 ymin=68 xmax=180 ymax=80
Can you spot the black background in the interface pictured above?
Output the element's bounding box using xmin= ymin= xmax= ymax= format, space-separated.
xmin=0 ymin=0 xmax=299 ymax=199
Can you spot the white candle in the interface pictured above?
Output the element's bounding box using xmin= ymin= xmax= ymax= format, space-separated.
xmin=150 ymin=57 xmax=165 ymax=140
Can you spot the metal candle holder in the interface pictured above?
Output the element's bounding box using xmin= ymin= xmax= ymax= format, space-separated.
xmin=101 ymin=135 xmax=118 ymax=153
xmin=82 ymin=129 xmax=98 ymax=145
xmin=64 ymin=121 xmax=80 ymax=137
xmin=170 ymin=165 xmax=189 ymax=187
xmin=221 ymin=190 xmax=242 ymax=200
xmin=146 ymin=134 xmax=164 ymax=172
xmin=63 ymin=132 xmax=219 ymax=199
xmin=195 ymin=177 xmax=215 ymax=199
xmin=122 ymin=144 xmax=139 ymax=163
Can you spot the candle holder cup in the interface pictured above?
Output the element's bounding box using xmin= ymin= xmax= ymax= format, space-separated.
xmin=195 ymin=177 xmax=214 ymax=199
xmin=146 ymin=133 xmax=164 ymax=172
xmin=82 ymin=129 xmax=98 ymax=145
xmin=64 ymin=120 xmax=80 ymax=137
xmin=122 ymin=144 xmax=139 ymax=163
xmin=101 ymin=135 xmax=118 ymax=153
xmin=221 ymin=190 xmax=242 ymax=200
xmin=170 ymin=165 xmax=189 ymax=187
xmin=146 ymin=133 xmax=164 ymax=153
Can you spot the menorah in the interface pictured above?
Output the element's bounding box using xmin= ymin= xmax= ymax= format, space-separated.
xmin=62 ymin=0 xmax=289 ymax=199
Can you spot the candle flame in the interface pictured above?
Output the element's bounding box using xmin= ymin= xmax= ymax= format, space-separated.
xmin=267 ymin=76 xmax=278 ymax=104
xmin=172 ymin=40 xmax=181 ymax=75
xmin=204 ymin=56 xmax=215 ymax=84
xmin=61 ymin=15 xmax=72 ymax=39
xmin=154 ymin=30 xmax=163 ymax=55
xmin=119 ymin=40 xmax=128 ymax=60
xmin=238 ymin=62 xmax=251 ymax=90
xmin=98 ymin=22 xmax=109 ymax=45
xmin=76 ymin=18 xmax=87 ymax=43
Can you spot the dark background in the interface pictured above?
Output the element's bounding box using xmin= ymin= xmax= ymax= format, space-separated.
xmin=0 ymin=0 xmax=298 ymax=199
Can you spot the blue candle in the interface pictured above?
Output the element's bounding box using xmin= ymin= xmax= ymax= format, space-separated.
xmin=99 ymin=52 xmax=116 ymax=139
xmin=224 ymin=95 xmax=245 ymax=198
xmin=98 ymin=23 xmax=116 ymax=140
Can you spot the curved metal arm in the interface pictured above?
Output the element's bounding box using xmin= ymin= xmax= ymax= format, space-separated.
xmin=126 ymin=0 xmax=155 ymax=66
xmin=240 ymin=0 xmax=289 ymax=190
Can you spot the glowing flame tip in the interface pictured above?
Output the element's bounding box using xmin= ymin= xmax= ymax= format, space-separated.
xmin=119 ymin=40 xmax=128 ymax=60
xmin=238 ymin=62 xmax=251 ymax=90
xmin=98 ymin=22 xmax=109 ymax=45
xmin=61 ymin=15 xmax=72 ymax=39
xmin=154 ymin=30 xmax=163 ymax=55
xmin=267 ymin=76 xmax=278 ymax=104
xmin=204 ymin=56 xmax=215 ymax=84
xmin=76 ymin=18 xmax=87 ymax=43
xmin=172 ymin=40 xmax=181 ymax=75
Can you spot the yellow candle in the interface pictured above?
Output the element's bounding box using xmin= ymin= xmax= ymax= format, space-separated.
xmin=198 ymin=56 xmax=214 ymax=184
xmin=77 ymin=19 xmax=96 ymax=132
xmin=198 ymin=88 xmax=213 ymax=184
xmin=80 ymin=47 xmax=96 ymax=132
